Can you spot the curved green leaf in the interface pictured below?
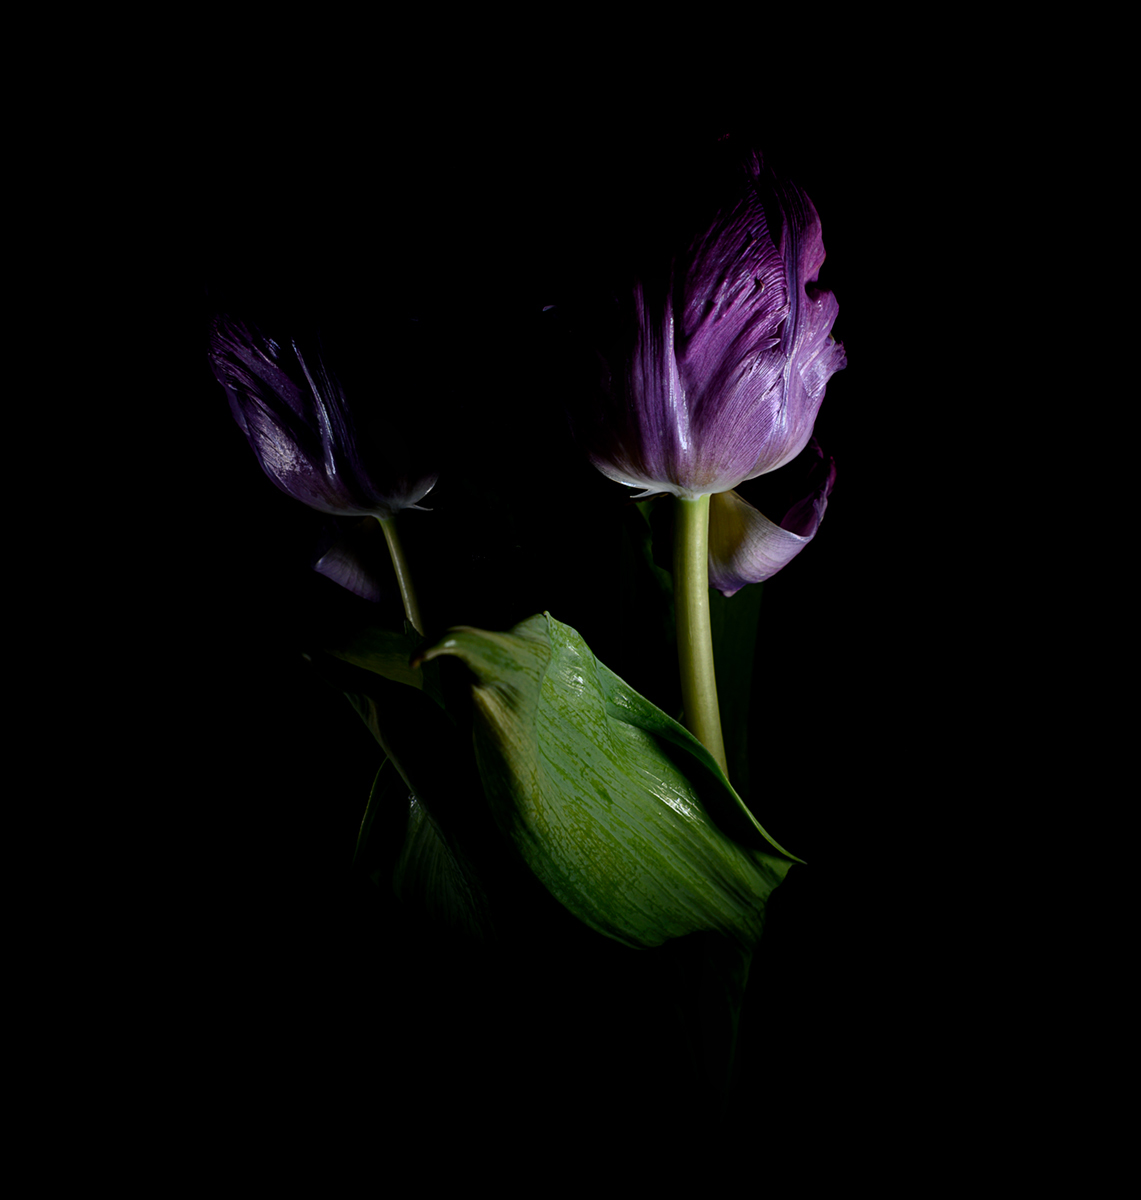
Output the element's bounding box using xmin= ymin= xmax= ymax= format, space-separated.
xmin=342 ymin=705 xmax=496 ymax=942
xmin=393 ymin=792 xmax=495 ymax=942
xmin=421 ymin=613 xmax=797 ymax=950
xmin=325 ymin=621 xmax=447 ymax=711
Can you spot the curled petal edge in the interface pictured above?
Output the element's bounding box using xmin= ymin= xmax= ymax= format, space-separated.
xmin=312 ymin=517 xmax=388 ymax=602
xmin=707 ymin=454 xmax=834 ymax=596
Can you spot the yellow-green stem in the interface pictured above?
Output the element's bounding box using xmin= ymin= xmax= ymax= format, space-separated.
xmin=378 ymin=515 xmax=424 ymax=635
xmin=673 ymin=494 xmax=728 ymax=777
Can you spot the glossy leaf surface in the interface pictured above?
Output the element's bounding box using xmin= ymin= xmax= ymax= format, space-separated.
xmin=421 ymin=613 xmax=797 ymax=950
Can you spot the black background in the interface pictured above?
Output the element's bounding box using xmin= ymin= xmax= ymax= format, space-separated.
xmin=183 ymin=90 xmax=946 ymax=1151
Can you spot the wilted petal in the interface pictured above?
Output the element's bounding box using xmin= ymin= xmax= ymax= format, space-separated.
xmin=708 ymin=441 xmax=836 ymax=596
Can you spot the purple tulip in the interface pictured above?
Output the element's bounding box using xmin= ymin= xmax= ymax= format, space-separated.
xmin=581 ymin=152 xmax=845 ymax=588
xmin=210 ymin=315 xmax=437 ymax=522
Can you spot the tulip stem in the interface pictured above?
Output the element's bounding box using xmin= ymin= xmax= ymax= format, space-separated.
xmin=673 ymin=494 xmax=728 ymax=777
xmin=378 ymin=515 xmax=424 ymax=636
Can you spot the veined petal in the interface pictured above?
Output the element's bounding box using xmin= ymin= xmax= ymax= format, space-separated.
xmin=743 ymin=169 xmax=845 ymax=479
xmin=708 ymin=442 xmax=836 ymax=595
xmin=674 ymin=175 xmax=791 ymax=488
xmin=753 ymin=326 xmax=846 ymax=481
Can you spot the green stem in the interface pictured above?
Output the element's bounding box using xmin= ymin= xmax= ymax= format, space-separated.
xmin=673 ymin=494 xmax=728 ymax=777
xmin=378 ymin=515 xmax=424 ymax=635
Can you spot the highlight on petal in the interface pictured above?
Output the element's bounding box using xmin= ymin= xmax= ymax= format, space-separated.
xmin=736 ymin=163 xmax=846 ymax=481
xmin=673 ymin=162 xmax=794 ymax=487
xmin=708 ymin=441 xmax=836 ymax=596
xmin=585 ymin=281 xmax=694 ymax=498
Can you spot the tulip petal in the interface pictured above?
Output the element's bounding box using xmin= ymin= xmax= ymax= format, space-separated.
xmin=674 ymin=174 xmax=792 ymax=486
xmin=312 ymin=517 xmax=389 ymax=603
xmin=744 ymin=176 xmax=848 ymax=478
xmin=731 ymin=160 xmax=845 ymax=480
xmin=585 ymin=281 xmax=690 ymax=497
xmin=708 ymin=442 xmax=836 ymax=596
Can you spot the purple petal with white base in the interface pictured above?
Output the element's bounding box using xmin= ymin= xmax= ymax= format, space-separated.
xmin=210 ymin=316 xmax=437 ymax=520
xmin=708 ymin=441 xmax=836 ymax=596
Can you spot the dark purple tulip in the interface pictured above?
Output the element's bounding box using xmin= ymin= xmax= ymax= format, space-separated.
xmin=584 ymin=152 xmax=845 ymax=501
xmin=210 ymin=316 xmax=437 ymax=521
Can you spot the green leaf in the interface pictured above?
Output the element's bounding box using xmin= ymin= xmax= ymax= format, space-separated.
xmin=325 ymin=621 xmax=446 ymax=711
xmin=352 ymin=760 xmax=393 ymax=877
xmin=350 ymin=758 xmax=496 ymax=941
xmin=392 ymin=792 xmax=494 ymax=942
xmin=420 ymin=612 xmax=798 ymax=951
xmin=304 ymin=642 xmax=480 ymax=868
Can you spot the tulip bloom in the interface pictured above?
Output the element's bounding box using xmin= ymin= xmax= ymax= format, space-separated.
xmin=210 ymin=316 xmax=437 ymax=521
xmin=573 ymin=150 xmax=846 ymax=772
xmin=210 ymin=316 xmax=435 ymax=624
xmin=581 ymin=151 xmax=845 ymax=590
